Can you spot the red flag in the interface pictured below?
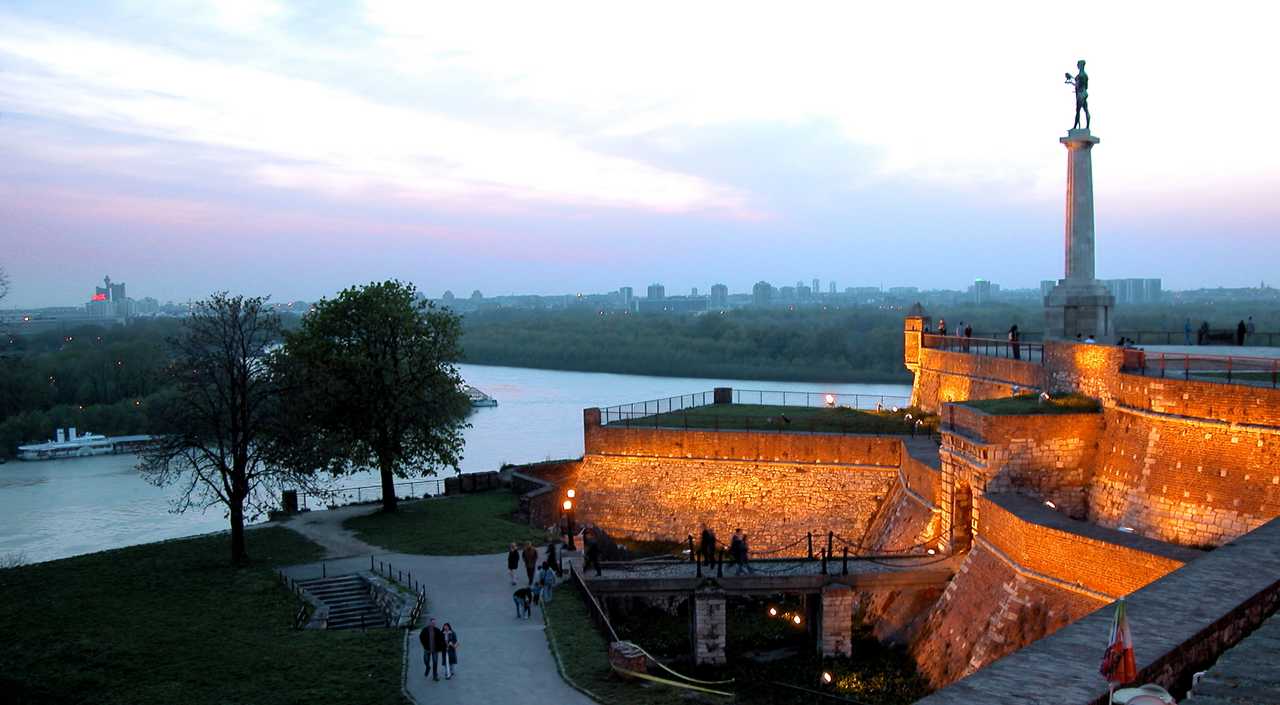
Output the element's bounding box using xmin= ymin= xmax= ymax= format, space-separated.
xmin=1100 ymin=599 xmax=1137 ymax=684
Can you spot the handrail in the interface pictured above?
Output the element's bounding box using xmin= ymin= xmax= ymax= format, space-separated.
xmin=1121 ymin=350 xmax=1280 ymax=388
xmin=297 ymin=478 xmax=447 ymax=510
xmin=921 ymin=333 xmax=1044 ymax=363
xmin=601 ymin=409 xmax=930 ymax=437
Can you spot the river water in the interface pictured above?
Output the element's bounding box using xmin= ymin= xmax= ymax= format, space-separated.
xmin=0 ymin=364 xmax=911 ymax=564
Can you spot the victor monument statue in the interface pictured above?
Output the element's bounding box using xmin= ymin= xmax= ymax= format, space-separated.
xmin=1064 ymin=59 xmax=1090 ymax=130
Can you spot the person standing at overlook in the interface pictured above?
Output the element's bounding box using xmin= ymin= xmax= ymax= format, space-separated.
xmin=1008 ymin=324 xmax=1021 ymax=360
xmin=521 ymin=541 xmax=538 ymax=586
xmin=699 ymin=524 xmax=718 ymax=566
xmin=506 ymin=542 xmax=519 ymax=586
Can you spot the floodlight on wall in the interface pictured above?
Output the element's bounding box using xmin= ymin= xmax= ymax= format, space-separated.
xmin=563 ymin=500 xmax=573 ymax=511
xmin=1044 ymin=500 xmax=1057 ymax=509
xmin=566 ymin=488 xmax=576 ymax=499
xmin=824 ymin=393 xmax=836 ymax=407
xmin=821 ymin=672 xmax=833 ymax=685
xmin=768 ymin=607 xmax=778 ymax=617
xmin=1118 ymin=526 xmax=1135 ymax=533
xmin=927 ymin=548 xmax=936 ymax=555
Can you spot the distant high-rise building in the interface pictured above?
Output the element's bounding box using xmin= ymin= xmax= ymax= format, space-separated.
xmin=779 ymin=286 xmax=797 ymax=301
xmin=828 ymin=281 xmax=836 ymax=295
xmin=752 ymin=281 xmax=772 ymax=306
xmin=87 ymin=275 xmax=129 ymax=319
xmin=647 ymin=283 xmax=665 ymax=300
xmin=1103 ymin=278 xmax=1163 ymax=305
xmin=973 ymin=279 xmax=993 ymax=305
xmin=619 ymin=286 xmax=634 ymax=310
xmin=691 ymin=287 xmax=699 ymax=297
xmin=470 ymin=290 xmax=483 ymax=301
xmin=812 ymin=278 xmax=820 ymax=295
xmin=710 ymin=283 xmax=728 ymax=307
xmin=797 ymin=285 xmax=812 ymax=300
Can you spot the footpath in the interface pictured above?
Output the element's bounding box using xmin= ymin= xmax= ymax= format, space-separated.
xmin=281 ymin=510 xmax=594 ymax=705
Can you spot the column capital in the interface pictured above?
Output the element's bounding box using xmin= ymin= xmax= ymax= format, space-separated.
xmin=1060 ymin=129 xmax=1100 ymax=146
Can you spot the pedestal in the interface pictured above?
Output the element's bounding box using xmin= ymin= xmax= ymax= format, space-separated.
xmin=1044 ymin=280 xmax=1114 ymax=341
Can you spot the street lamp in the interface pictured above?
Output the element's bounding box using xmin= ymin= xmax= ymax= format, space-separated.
xmin=562 ymin=491 xmax=577 ymax=550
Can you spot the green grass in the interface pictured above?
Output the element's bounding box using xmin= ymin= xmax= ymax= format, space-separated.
xmin=637 ymin=404 xmax=938 ymax=435
xmin=343 ymin=490 xmax=546 ymax=555
xmin=963 ymin=392 xmax=1101 ymax=415
xmin=0 ymin=527 xmax=404 ymax=705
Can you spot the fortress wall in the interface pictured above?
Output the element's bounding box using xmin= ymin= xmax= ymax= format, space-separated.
xmin=909 ymin=542 xmax=1105 ymax=689
xmin=584 ymin=414 xmax=903 ymax=467
xmin=912 ymin=348 xmax=1045 ymax=413
xmin=1089 ymin=406 xmax=1280 ymax=546
xmin=573 ymin=453 xmax=896 ymax=555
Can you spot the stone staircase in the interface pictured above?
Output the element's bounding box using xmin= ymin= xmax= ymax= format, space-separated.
xmin=297 ymin=574 xmax=388 ymax=630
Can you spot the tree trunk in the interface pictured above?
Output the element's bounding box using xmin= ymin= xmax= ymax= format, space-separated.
xmin=229 ymin=496 xmax=248 ymax=565
xmin=379 ymin=459 xmax=398 ymax=513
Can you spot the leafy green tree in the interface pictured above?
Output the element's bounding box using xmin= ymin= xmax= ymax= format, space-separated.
xmin=278 ymin=281 xmax=469 ymax=512
xmin=138 ymin=293 xmax=307 ymax=564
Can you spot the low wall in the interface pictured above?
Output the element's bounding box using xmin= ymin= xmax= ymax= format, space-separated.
xmin=510 ymin=459 xmax=581 ymax=530
xmin=916 ymin=517 xmax=1280 ymax=705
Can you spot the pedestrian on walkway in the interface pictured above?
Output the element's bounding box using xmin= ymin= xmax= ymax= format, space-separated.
xmin=729 ymin=529 xmax=744 ymax=574
xmin=513 ymin=587 xmax=533 ymax=618
xmin=506 ymin=543 xmax=519 ymax=585
xmin=1237 ymin=320 xmax=1247 ymax=346
xmin=419 ymin=618 xmax=445 ymax=681
xmin=545 ymin=540 xmax=561 ymax=578
xmin=441 ymin=623 xmax=459 ymax=679
xmin=522 ymin=541 xmax=538 ymax=586
xmin=698 ymin=524 xmax=718 ymax=566
xmin=1198 ymin=321 xmax=1209 ymax=346
xmin=584 ymin=527 xmax=602 ymax=576
xmin=538 ymin=561 xmax=557 ymax=604
xmin=1008 ymin=324 xmax=1021 ymax=360
xmin=1246 ymin=317 xmax=1256 ymax=344
xmin=938 ymin=318 xmax=947 ymax=336
xmin=1184 ymin=318 xmax=1192 ymax=345
xmin=963 ymin=323 xmax=973 ymax=352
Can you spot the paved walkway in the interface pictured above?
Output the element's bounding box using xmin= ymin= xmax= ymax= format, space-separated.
xmin=280 ymin=509 xmax=594 ymax=705
xmin=283 ymin=503 xmax=382 ymax=558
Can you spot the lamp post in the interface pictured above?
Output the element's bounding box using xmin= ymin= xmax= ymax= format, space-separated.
xmin=562 ymin=489 xmax=577 ymax=551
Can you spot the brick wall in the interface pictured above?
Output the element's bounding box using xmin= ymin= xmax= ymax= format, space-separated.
xmin=1089 ymin=406 xmax=1280 ymax=546
xmin=510 ymin=459 xmax=581 ymax=530
xmin=574 ymin=453 xmax=896 ymax=555
xmin=585 ymin=422 xmax=903 ymax=467
xmin=912 ymin=348 xmax=1045 ymax=413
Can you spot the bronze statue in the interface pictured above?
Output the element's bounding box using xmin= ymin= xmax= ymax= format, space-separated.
xmin=1064 ymin=60 xmax=1090 ymax=130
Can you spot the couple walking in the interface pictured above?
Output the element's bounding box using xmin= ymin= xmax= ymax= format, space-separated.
xmin=509 ymin=541 xmax=559 ymax=586
xmin=419 ymin=617 xmax=459 ymax=681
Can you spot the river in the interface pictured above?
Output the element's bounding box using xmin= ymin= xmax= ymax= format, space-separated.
xmin=0 ymin=364 xmax=911 ymax=564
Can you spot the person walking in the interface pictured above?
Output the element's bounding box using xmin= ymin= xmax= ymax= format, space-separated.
xmin=1198 ymin=321 xmax=1210 ymax=346
xmin=440 ymin=623 xmax=459 ymax=679
xmin=521 ymin=541 xmax=538 ymax=586
xmin=1247 ymin=316 xmax=1256 ymax=344
xmin=513 ymin=587 xmax=533 ymax=618
xmin=938 ymin=318 xmax=947 ymax=336
xmin=963 ymin=323 xmax=973 ymax=352
xmin=1008 ymin=324 xmax=1021 ymax=360
xmin=419 ymin=618 xmax=445 ymax=681
xmin=545 ymin=540 xmax=561 ymax=578
xmin=698 ymin=524 xmax=718 ymax=567
xmin=729 ymin=529 xmax=745 ymax=575
xmin=583 ymin=527 xmax=602 ymax=576
xmin=1184 ymin=318 xmax=1192 ymax=345
xmin=506 ymin=543 xmax=519 ymax=585
xmin=1237 ymin=320 xmax=1247 ymax=346
xmin=538 ymin=561 xmax=557 ymax=604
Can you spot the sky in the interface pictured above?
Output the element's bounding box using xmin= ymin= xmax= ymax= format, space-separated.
xmin=2 ymin=0 xmax=1278 ymax=307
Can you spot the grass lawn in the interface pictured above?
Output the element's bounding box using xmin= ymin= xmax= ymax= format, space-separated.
xmin=635 ymin=404 xmax=937 ymax=435
xmin=963 ymin=392 xmax=1100 ymax=415
xmin=0 ymin=527 xmax=404 ymax=705
xmin=343 ymin=490 xmax=546 ymax=555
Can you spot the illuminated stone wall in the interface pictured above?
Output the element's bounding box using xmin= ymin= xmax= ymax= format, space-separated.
xmin=911 ymin=347 xmax=1044 ymax=414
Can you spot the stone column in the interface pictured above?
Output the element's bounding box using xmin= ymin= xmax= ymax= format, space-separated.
xmin=819 ymin=584 xmax=854 ymax=656
xmin=1044 ymin=129 xmax=1115 ymax=340
xmin=1062 ymin=130 xmax=1100 ymax=282
xmin=690 ymin=588 xmax=727 ymax=665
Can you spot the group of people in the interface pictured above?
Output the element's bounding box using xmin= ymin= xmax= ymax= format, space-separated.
xmin=418 ymin=618 xmax=459 ymax=681
xmin=699 ymin=525 xmax=756 ymax=575
xmin=508 ymin=541 xmax=560 ymax=618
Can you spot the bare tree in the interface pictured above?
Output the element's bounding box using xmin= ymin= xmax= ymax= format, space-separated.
xmin=139 ymin=293 xmax=313 ymax=564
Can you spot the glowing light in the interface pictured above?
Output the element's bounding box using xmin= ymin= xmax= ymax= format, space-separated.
xmin=1044 ymin=500 xmax=1057 ymax=509
xmin=1118 ymin=526 xmax=1135 ymax=533
xmin=821 ymin=672 xmax=833 ymax=684
xmin=792 ymin=615 xmax=802 ymax=625
xmin=768 ymin=607 xmax=778 ymax=617
xmin=824 ymin=393 xmax=836 ymax=407
xmin=927 ymin=548 xmax=936 ymax=555
xmin=891 ymin=406 xmax=899 ymax=413
xmin=91 ymin=293 xmax=107 ymax=302
xmin=562 ymin=500 xmax=572 ymax=511
xmin=566 ymin=489 xmax=576 ymax=499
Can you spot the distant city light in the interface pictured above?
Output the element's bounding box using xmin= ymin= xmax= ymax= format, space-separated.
xmin=821 ymin=671 xmax=833 ymax=684
xmin=768 ymin=607 xmax=778 ymax=617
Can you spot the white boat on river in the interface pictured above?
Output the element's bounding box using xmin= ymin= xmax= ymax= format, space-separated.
xmin=16 ymin=427 xmax=156 ymax=461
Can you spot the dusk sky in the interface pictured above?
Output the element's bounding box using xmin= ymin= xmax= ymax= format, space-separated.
xmin=3 ymin=1 xmax=1278 ymax=308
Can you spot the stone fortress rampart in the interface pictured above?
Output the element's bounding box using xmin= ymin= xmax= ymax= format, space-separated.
xmin=513 ymin=319 xmax=1280 ymax=701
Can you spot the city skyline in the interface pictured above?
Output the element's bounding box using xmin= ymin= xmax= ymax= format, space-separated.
xmin=4 ymin=2 xmax=1280 ymax=308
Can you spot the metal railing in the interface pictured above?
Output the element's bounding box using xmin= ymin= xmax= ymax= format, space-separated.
xmin=297 ymin=478 xmax=447 ymax=509
xmin=372 ymin=556 xmax=428 ymax=627
xmin=276 ymin=569 xmax=312 ymax=629
xmin=601 ymin=391 xmax=716 ymax=424
xmin=922 ymin=333 xmax=1044 ymax=363
xmin=603 ymin=409 xmax=929 ymax=436
xmin=1122 ymin=350 xmax=1280 ymax=388
xmin=730 ymin=389 xmax=909 ymax=410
